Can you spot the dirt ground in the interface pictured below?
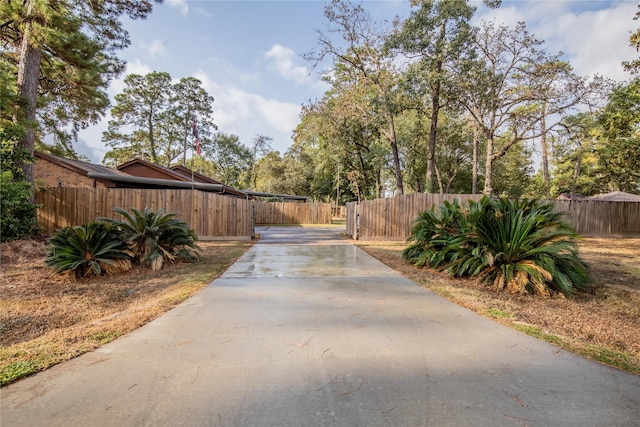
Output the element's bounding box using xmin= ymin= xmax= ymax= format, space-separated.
xmin=1 ymin=236 xmax=638 ymax=385
xmin=356 ymin=236 xmax=640 ymax=375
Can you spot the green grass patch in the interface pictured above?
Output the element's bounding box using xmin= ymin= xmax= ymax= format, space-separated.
xmin=513 ymin=323 xmax=564 ymax=346
xmin=0 ymin=360 xmax=39 ymax=386
xmin=487 ymin=308 xmax=512 ymax=319
xmin=580 ymin=345 xmax=640 ymax=375
xmin=92 ymin=330 xmax=123 ymax=345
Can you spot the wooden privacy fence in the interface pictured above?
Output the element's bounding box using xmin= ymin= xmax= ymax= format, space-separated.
xmin=346 ymin=194 xmax=483 ymax=240
xmin=253 ymin=201 xmax=332 ymax=225
xmin=553 ymin=200 xmax=640 ymax=235
xmin=35 ymin=188 xmax=334 ymax=239
xmin=346 ymin=194 xmax=640 ymax=240
xmin=36 ymin=187 xmax=254 ymax=240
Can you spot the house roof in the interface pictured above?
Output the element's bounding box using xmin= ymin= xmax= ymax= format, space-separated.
xmin=117 ymin=158 xmax=189 ymax=181
xmin=170 ymin=165 xmax=223 ymax=185
xmin=35 ymin=151 xmax=129 ymax=178
xmin=588 ymin=191 xmax=640 ymax=202
xmin=112 ymin=158 xmax=247 ymax=197
xmin=37 ymin=153 xmax=301 ymax=199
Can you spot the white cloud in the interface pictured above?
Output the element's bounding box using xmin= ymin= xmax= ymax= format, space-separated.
xmin=166 ymin=0 xmax=188 ymax=17
xmin=474 ymin=1 xmax=637 ymax=82
xmin=124 ymin=59 xmax=153 ymax=77
xmin=139 ymin=39 xmax=168 ymax=59
xmin=194 ymin=69 xmax=301 ymax=152
xmin=264 ymin=44 xmax=311 ymax=85
xmin=532 ymin=2 xmax=637 ymax=81
xmin=192 ymin=6 xmax=213 ymax=19
xmin=255 ymin=97 xmax=302 ymax=135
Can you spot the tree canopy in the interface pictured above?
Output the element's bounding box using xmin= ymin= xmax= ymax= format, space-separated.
xmin=3 ymin=0 xmax=639 ymax=224
xmin=1 ymin=0 xmax=162 ymax=181
xmin=102 ymin=72 xmax=216 ymax=167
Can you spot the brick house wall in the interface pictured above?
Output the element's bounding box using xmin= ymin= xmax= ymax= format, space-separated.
xmin=35 ymin=157 xmax=107 ymax=188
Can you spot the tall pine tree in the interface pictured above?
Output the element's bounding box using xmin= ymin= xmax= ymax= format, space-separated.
xmin=1 ymin=0 xmax=161 ymax=181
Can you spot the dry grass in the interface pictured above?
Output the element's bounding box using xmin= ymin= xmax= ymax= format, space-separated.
xmin=356 ymin=237 xmax=640 ymax=375
xmin=0 ymin=239 xmax=253 ymax=386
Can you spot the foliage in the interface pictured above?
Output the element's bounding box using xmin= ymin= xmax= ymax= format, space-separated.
xmin=451 ymin=20 xmax=602 ymax=195
xmin=200 ymin=132 xmax=252 ymax=188
xmin=305 ymin=0 xmax=407 ymax=194
xmin=403 ymin=197 xmax=590 ymax=296
xmin=402 ymin=199 xmax=470 ymax=269
xmin=103 ymin=72 xmax=172 ymax=165
xmin=387 ymin=0 xmax=476 ymax=192
xmin=0 ymin=170 xmax=40 ymax=242
xmin=103 ymin=73 xmax=217 ymax=167
xmin=491 ymin=142 xmax=535 ymax=198
xmin=1 ymin=0 xmax=161 ymax=177
xmin=106 ymin=208 xmax=200 ymax=271
xmin=248 ymin=135 xmax=274 ymax=189
xmin=45 ymin=222 xmax=132 ymax=278
xmin=595 ymin=78 xmax=640 ymax=192
xmin=0 ymin=128 xmax=39 ymax=242
xmin=622 ymin=4 xmax=640 ymax=75
xmin=550 ymin=113 xmax=604 ymax=197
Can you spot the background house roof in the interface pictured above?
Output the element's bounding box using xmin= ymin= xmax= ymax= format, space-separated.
xmin=588 ymin=191 xmax=640 ymax=202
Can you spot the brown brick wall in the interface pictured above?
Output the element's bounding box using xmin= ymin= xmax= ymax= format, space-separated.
xmin=35 ymin=158 xmax=107 ymax=188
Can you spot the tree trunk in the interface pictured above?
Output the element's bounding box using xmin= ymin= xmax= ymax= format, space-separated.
xmin=426 ymin=23 xmax=446 ymax=194
xmin=388 ymin=114 xmax=404 ymax=195
xmin=540 ymin=105 xmax=551 ymax=199
xmin=571 ymin=156 xmax=581 ymax=195
xmin=483 ymin=136 xmax=494 ymax=195
xmin=426 ymin=78 xmax=441 ymax=193
xmin=14 ymin=8 xmax=42 ymax=183
xmin=148 ymin=112 xmax=158 ymax=164
xmin=472 ymin=124 xmax=479 ymax=194
xmin=434 ymin=164 xmax=443 ymax=194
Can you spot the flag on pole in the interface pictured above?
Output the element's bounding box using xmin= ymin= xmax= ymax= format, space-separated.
xmin=192 ymin=117 xmax=201 ymax=156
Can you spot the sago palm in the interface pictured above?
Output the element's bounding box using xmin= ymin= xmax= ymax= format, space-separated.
xmin=105 ymin=207 xmax=200 ymax=271
xmin=46 ymin=222 xmax=132 ymax=278
xmin=446 ymin=197 xmax=590 ymax=296
xmin=403 ymin=199 xmax=476 ymax=269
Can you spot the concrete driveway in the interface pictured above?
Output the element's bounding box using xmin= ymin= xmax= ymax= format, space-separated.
xmin=2 ymin=225 xmax=638 ymax=426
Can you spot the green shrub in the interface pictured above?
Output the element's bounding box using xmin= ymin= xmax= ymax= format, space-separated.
xmin=106 ymin=207 xmax=200 ymax=271
xmin=46 ymin=222 xmax=132 ymax=278
xmin=1 ymin=137 xmax=39 ymax=242
xmin=0 ymin=171 xmax=40 ymax=242
xmin=404 ymin=197 xmax=591 ymax=296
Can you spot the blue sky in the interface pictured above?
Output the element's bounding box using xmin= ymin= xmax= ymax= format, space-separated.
xmin=77 ymin=0 xmax=639 ymax=163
